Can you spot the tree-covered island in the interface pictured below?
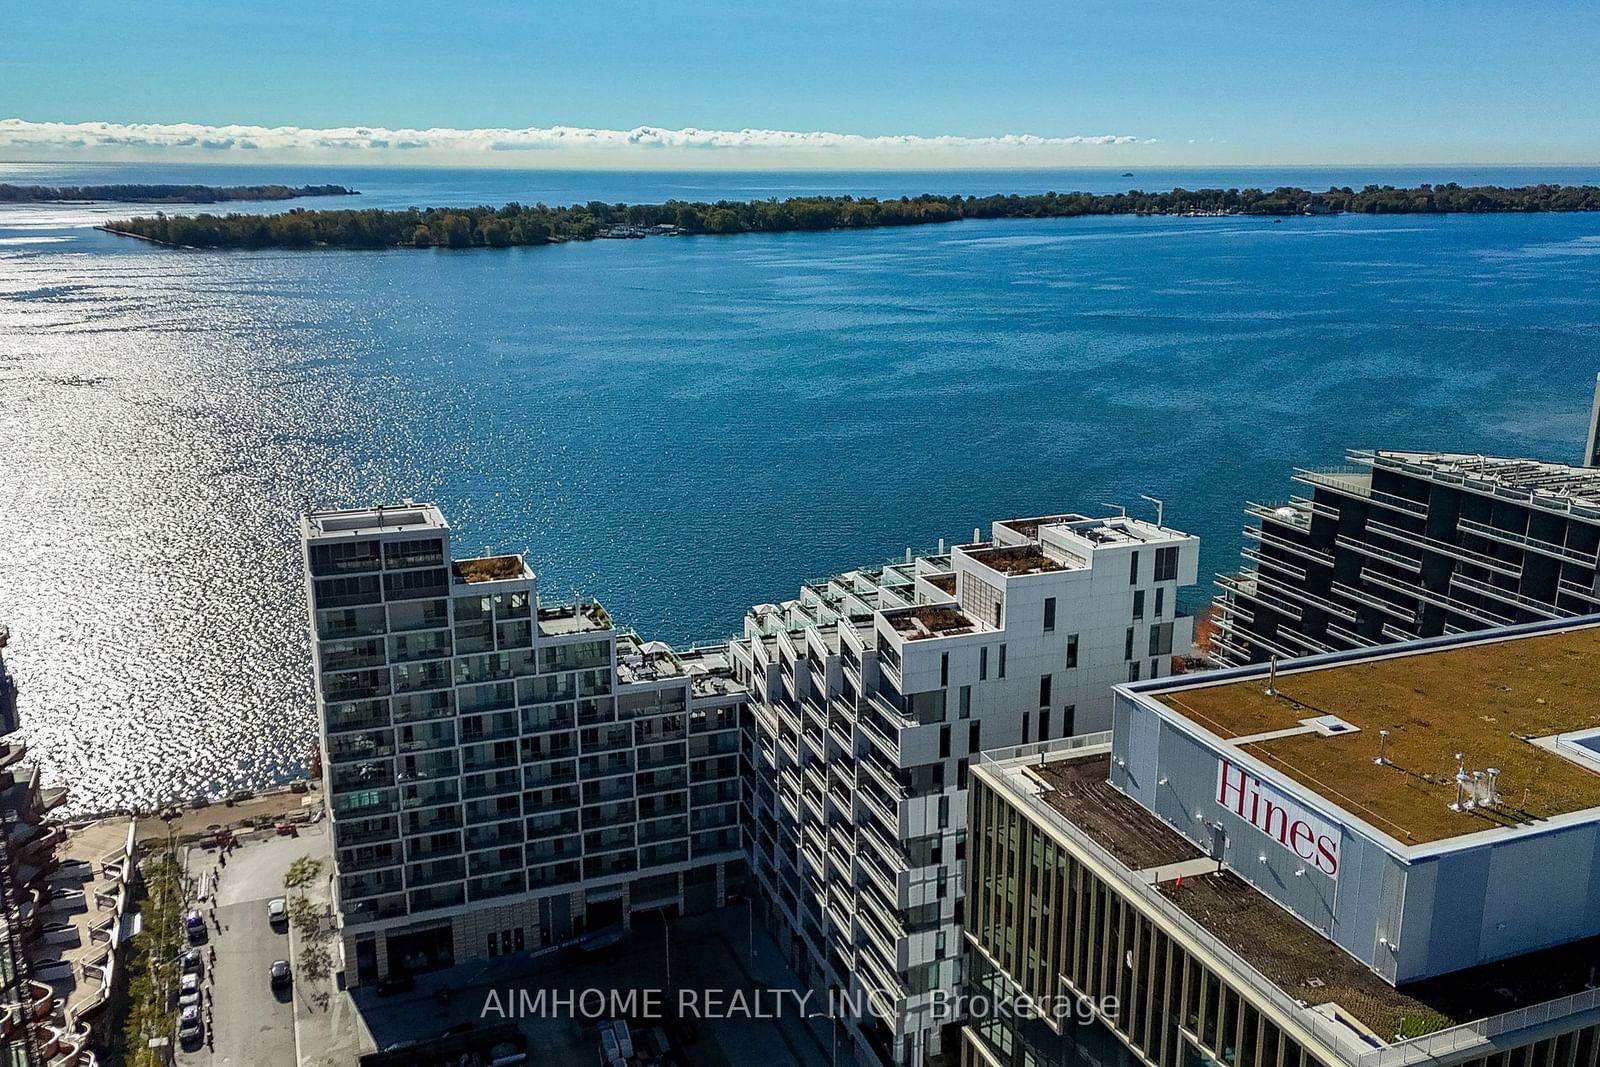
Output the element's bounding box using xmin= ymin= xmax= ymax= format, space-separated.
xmin=2 ymin=182 xmax=356 ymax=204
xmin=103 ymin=183 xmax=1600 ymax=250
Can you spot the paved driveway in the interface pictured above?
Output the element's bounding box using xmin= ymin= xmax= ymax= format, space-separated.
xmin=177 ymin=831 xmax=326 ymax=1067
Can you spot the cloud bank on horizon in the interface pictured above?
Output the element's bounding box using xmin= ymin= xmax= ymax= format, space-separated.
xmin=0 ymin=118 xmax=1156 ymax=168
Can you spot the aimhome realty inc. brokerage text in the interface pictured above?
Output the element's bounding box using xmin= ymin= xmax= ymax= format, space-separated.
xmin=479 ymin=986 xmax=1119 ymax=1025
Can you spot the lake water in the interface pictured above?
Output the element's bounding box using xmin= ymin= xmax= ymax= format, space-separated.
xmin=3 ymin=162 xmax=1599 ymax=812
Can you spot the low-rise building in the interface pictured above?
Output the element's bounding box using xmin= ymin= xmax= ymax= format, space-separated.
xmin=966 ymin=617 xmax=1600 ymax=1067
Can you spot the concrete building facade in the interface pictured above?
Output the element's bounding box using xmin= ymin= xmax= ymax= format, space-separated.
xmin=733 ymin=514 xmax=1200 ymax=1066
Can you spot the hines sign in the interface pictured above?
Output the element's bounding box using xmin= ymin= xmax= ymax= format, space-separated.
xmin=1216 ymin=760 xmax=1341 ymax=877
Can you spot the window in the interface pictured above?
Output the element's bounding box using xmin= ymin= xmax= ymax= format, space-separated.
xmin=1043 ymin=597 xmax=1056 ymax=633
xmin=1039 ymin=710 xmax=1050 ymax=741
xmin=998 ymin=644 xmax=1007 ymax=679
xmin=939 ymin=725 xmax=951 ymax=759
xmin=957 ymin=758 xmax=969 ymax=789
xmin=1133 ymin=590 xmax=1145 ymax=620
xmin=1062 ymin=705 xmax=1076 ymax=737
xmin=1149 ymin=621 xmax=1175 ymax=657
xmin=1066 ymin=633 xmax=1079 ymax=669
xmin=1124 ymin=627 xmax=1135 ymax=661
xmin=1130 ymin=550 xmax=1141 ymax=585
xmin=968 ymin=721 xmax=981 ymax=753
xmin=979 ymin=647 xmax=988 ymax=681
xmin=1128 ymin=661 xmax=1141 ymax=682
xmin=1038 ymin=675 xmax=1052 ymax=708
xmin=938 ymin=797 xmax=950 ymax=829
xmin=1022 ymin=711 xmax=1030 ymax=742
xmin=1155 ymin=546 xmax=1179 ymax=582
xmin=959 ymin=686 xmax=971 ymax=719
xmin=1155 ymin=587 xmax=1165 ymax=618
xmin=940 ymin=653 xmax=949 ymax=687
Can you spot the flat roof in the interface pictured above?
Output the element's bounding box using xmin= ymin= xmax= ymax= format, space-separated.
xmin=1015 ymin=753 xmax=1600 ymax=1044
xmin=305 ymin=503 xmax=447 ymax=538
xmin=1151 ymin=623 xmax=1600 ymax=845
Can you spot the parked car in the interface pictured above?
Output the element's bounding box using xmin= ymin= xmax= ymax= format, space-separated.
xmin=179 ymin=972 xmax=202 ymax=1008
xmin=374 ymin=973 xmax=415 ymax=996
xmin=270 ymin=959 xmax=291 ymax=989
xmin=267 ymin=897 xmax=288 ymax=927
xmin=180 ymin=947 xmax=204 ymax=976
xmin=183 ymin=911 xmax=206 ymax=944
xmin=178 ymin=1005 xmax=204 ymax=1047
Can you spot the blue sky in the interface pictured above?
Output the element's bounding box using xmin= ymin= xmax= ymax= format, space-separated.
xmin=3 ymin=0 xmax=1598 ymax=167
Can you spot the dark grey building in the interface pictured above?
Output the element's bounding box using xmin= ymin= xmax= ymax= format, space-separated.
xmin=1213 ymin=449 xmax=1600 ymax=666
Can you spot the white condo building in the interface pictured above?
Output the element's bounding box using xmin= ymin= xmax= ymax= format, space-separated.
xmin=301 ymin=504 xmax=746 ymax=986
xmin=732 ymin=513 xmax=1200 ymax=1066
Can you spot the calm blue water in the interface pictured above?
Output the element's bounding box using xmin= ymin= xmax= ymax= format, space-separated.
xmin=2 ymin=162 xmax=1599 ymax=811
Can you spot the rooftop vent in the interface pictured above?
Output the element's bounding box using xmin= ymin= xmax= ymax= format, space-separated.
xmin=1302 ymin=714 xmax=1361 ymax=737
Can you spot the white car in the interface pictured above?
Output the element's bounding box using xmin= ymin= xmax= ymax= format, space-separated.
xmin=178 ymin=1005 xmax=204 ymax=1046
xmin=267 ymin=897 xmax=288 ymax=926
xmin=179 ymin=971 xmax=202 ymax=1008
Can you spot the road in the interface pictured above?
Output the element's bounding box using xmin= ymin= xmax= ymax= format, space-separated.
xmin=178 ymin=830 xmax=327 ymax=1067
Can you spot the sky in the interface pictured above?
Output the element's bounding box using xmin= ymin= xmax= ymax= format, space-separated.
xmin=3 ymin=0 xmax=1598 ymax=169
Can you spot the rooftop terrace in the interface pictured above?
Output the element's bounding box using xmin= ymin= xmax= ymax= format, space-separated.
xmin=451 ymin=555 xmax=530 ymax=584
xmin=537 ymin=600 xmax=611 ymax=638
xmin=884 ymin=604 xmax=980 ymax=640
xmin=964 ymin=544 xmax=1070 ymax=576
xmin=616 ymin=632 xmax=683 ymax=685
xmin=1152 ymin=624 xmax=1600 ymax=845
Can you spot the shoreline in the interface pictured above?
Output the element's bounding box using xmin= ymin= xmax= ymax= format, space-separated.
xmin=96 ymin=182 xmax=1600 ymax=251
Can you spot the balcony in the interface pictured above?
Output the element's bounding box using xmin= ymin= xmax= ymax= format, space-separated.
xmin=1247 ymin=525 xmax=1336 ymax=569
xmin=1216 ymin=572 xmax=1304 ymax=624
xmin=1449 ymin=573 xmax=1575 ymax=621
xmin=1241 ymin=545 xmax=1307 ymax=584
xmin=1252 ymin=571 xmax=1359 ymax=624
xmin=858 ymin=715 xmax=900 ymax=763
xmin=1293 ymin=468 xmax=1428 ymax=517
xmin=1335 ymin=533 xmax=1423 ymax=575
xmin=1369 ymin=518 xmax=1523 ymax=578
xmin=1333 ymin=576 xmax=1419 ymax=626
xmin=1458 ymin=518 xmax=1597 ymax=568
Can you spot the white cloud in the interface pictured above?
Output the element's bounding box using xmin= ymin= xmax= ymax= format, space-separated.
xmin=0 ymin=118 xmax=1155 ymax=168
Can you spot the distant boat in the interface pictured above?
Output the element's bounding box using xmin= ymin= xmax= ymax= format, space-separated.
xmin=1121 ymin=172 xmax=1134 ymax=178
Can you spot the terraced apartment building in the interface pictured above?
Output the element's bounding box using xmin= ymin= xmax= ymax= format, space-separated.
xmin=301 ymin=505 xmax=747 ymax=985
xmin=1213 ymin=450 xmax=1600 ymax=666
xmin=966 ymin=618 xmax=1600 ymax=1067
xmin=733 ymin=513 xmax=1199 ymax=1067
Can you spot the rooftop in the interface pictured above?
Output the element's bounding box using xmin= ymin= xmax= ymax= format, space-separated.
xmin=616 ymin=632 xmax=683 ymax=685
xmin=537 ymin=601 xmax=611 ymax=637
xmin=1371 ymin=449 xmax=1600 ymax=512
xmin=676 ymin=645 xmax=747 ymax=699
xmin=451 ymin=555 xmax=530 ymax=584
xmin=305 ymin=502 xmax=447 ymax=538
xmin=995 ymin=513 xmax=1092 ymax=540
xmin=1151 ymin=623 xmax=1600 ymax=845
xmin=884 ymin=604 xmax=980 ymax=640
xmin=1008 ymin=751 xmax=1600 ymax=1045
xmin=964 ymin=544 xmax=1070 ymax=576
